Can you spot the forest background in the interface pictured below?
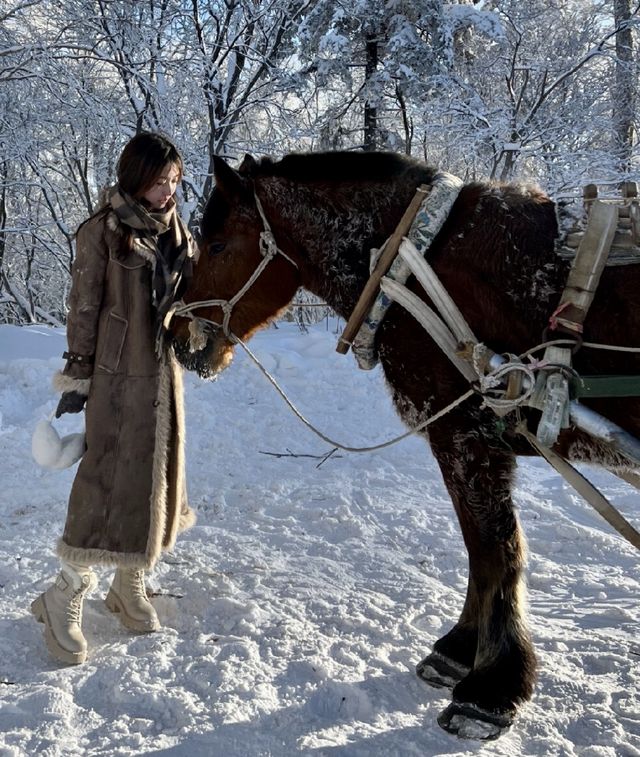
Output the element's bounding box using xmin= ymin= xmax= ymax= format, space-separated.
xmin=1 ymin=0 xmax=638 ymax=326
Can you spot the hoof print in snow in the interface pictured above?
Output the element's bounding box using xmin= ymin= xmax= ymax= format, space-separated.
xmin=437 ymin=701 xmax=514 ymax=741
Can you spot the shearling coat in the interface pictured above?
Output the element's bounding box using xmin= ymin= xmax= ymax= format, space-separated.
xmin=55 ymin=204 xmax=197 ymax=569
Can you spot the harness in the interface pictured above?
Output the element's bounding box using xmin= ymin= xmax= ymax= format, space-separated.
xmin=170 ymin=177 xmax=640 ymax=550
xmin=346 ymin=173 xmax=464 ymax=370
xmin=336 ymin=179 xmax=640 ymax=550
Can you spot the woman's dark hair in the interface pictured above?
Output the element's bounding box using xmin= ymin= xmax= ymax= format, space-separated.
xmin=117 ymin=132 xmax=184 ymax=198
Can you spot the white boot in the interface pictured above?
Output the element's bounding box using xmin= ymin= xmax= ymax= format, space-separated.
xmin=31 ymin=562 xmax=96 ymax=665
xmin=105 ymin=567 xmax=160 ymax=633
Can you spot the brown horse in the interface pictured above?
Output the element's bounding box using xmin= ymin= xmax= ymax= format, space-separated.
xmin=170 ymin=151 xmax=640 ymax=739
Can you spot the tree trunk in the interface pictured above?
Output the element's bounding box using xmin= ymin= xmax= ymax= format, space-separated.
xmin=0 ymin=161 xmax=6 ymax=282
xmin=364 ymin=33 xmax=379 ymax=152
xmin=613 ymin=0 xmax=635 ymax=175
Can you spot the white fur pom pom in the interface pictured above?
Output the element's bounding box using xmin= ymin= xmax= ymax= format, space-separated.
xmin=32 ymin=419 xmax=86 ymax=470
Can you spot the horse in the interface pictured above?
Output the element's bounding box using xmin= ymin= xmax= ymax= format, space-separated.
xmin=169 ymin=150 xmax=640 ymax=739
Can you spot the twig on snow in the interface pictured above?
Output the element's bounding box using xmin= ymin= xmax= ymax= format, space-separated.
xmin=258 ymin=447 xmax=342 ymax=468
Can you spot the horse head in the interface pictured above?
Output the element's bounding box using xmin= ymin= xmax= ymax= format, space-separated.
xmin=171 ymin=155 xmax=301 ymax=378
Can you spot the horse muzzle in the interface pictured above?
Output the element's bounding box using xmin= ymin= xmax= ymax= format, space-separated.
xmin=171 ymin=318 xmax=235 ymax=379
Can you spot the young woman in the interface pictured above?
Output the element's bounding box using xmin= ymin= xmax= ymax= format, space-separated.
xmin=31 ymin=132 xmax=198 ymax=664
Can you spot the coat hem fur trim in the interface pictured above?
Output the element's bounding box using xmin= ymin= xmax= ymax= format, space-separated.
xmin=144 ymin=354 xmax=193 ymax=565
xmin=56 ymin=356 xmax=196 ymax=570
xmin=55 ymin=506 xmax=196 ymax=571
xmin=53 ymin=371 xmax=92 ymax=396
xmin=56 ymin=538 xmax=154 ymax=570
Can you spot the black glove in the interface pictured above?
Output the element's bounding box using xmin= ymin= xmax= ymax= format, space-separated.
xmin=55 ymin=391 xmax=87 ymax=418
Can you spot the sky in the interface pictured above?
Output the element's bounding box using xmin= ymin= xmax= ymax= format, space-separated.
xmin=0 ymin=321 xmax=639 ymax=756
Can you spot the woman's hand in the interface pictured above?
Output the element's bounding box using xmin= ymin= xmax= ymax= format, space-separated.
xmin=55 ymin=391 xmax=87 ymax=418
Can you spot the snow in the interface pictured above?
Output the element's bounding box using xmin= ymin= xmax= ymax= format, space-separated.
xmin=442 ymin=5 xmax=505 ymax=42
xmin=0 ymin=321 xmax=639 ymax=756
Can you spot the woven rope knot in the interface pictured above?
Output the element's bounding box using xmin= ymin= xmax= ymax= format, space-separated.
xmin=260 ymin=230 xmax=277 ymax=257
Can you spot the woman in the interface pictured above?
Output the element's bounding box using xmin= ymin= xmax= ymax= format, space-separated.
xmin=31 ymin=132 xmax=197 ymax=664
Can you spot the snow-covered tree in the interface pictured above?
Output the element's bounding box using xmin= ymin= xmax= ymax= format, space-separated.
xmin=295 ymin=0 xmax=501 ymax=152
xmin=423 ymin=0 xmax=639 ymax=187
xmin=0 ymin=0 xmax=638 ymax=324
xmin=0 ymin=0 xmax=314 ymax=322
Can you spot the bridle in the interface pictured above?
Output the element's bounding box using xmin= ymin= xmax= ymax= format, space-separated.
xmin=166 ymin=191 xmax=299 ymax=349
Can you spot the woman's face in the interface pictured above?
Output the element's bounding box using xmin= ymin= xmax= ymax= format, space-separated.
xmin=142 ymin=162 xmax=181 ymax=210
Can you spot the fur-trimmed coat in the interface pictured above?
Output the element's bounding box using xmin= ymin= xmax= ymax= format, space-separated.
xmin=55 ymin=205 xmax=197 ymax=569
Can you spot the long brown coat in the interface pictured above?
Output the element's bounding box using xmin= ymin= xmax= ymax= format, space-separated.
xmin=55 ymin=206 xmax=197 ymax=570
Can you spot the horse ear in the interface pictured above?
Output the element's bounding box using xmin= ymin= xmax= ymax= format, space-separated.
xmin=212 ymin=155 xmax=247 ymax=199
xmin=238 ymin=153 xmax=258 ymax=176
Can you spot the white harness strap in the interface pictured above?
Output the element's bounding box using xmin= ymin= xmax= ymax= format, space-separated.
xmin=351 ymin=171 xmax=464 ymax=369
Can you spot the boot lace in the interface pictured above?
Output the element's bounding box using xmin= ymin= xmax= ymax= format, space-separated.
xmin=130 ymin=570 xmax=148 ymax=600
xmin=66 ymin=589 xmax=86 ymax=625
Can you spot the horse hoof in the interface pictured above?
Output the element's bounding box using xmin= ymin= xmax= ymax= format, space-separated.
xmin=437 ymin=701 xmax=515 ymax=741
xmin=416 ymin=651 xmax=470 ymax=689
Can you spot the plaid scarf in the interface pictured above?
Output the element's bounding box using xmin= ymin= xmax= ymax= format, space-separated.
xmin=109 ymin=186 xmax=194 ymax=354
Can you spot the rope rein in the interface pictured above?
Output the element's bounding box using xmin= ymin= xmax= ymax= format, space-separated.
xmin=231 ymin=335 xmax=639 ymax=453
xmin=230 ymin=331 xmax=475 ymax=452
xmin=174 ymin=302 xmax=634 ymax=455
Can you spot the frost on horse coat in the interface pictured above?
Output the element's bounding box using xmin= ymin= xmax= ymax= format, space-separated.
xmin=171 ymin=151 xmax=640 ymax=737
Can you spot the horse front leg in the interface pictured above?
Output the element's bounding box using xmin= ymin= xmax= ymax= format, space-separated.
xmin=419 ymin=425 xmax=536 ymax=739
xmin=417 ymin=574 xmax=479 ymax=687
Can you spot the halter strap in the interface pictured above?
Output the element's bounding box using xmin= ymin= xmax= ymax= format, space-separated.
xmin=166 ymin=190 xmax=298 ymax=345
xmin=254 ymin=191 xmax=299 ymax=268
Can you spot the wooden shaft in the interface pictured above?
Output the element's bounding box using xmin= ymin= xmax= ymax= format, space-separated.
xmin=336 ymin=184 xmax=430 ymax=354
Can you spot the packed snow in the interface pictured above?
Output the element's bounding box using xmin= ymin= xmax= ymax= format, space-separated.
xmin=0 ymin=321 xmax=638 ymax=756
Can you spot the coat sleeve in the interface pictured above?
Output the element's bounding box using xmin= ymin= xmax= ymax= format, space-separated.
xmin=54 ymin=219 xmax=109 ymax=393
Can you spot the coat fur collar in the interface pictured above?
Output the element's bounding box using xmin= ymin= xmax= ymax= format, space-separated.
xmin=106 ymin=211 xmax=157 ymax=265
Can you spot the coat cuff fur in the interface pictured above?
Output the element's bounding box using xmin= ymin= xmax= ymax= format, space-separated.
xmin=53 ymin=370 xmax=92 ymax=396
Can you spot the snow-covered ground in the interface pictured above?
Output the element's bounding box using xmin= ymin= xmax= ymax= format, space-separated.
xmin=0 ymin=321 xmax=638 ymax=756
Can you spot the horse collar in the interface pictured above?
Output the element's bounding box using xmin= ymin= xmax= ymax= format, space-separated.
xmin=351 ymin=171 xmax=464 ymax=370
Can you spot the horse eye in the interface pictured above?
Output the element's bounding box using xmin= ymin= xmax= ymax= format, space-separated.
xmin=209 ymin=242 xmax=226 ymax=256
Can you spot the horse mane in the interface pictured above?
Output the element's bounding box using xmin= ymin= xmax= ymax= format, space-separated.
xmin=238 ymin=150 xmax=438 ymax=187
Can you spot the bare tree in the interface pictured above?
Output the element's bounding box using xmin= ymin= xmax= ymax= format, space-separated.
xmin=613 ymin=0 xmax=637 ymax=175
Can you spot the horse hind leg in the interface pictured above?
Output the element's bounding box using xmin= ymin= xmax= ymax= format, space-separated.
xmin=422 ymin=430 xmax=536 ymax=739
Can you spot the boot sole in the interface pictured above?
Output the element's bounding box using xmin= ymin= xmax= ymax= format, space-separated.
xmin=105 ymin=590 xmax=160 ymax=633
xmin=31 ymin=595 xmax=87 ymax=665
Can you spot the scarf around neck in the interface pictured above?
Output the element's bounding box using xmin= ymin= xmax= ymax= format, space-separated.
xmin=108 ymin=185 xmax=194 ymax=355
xmin=109 ymin=185 xmax=174 ymax=237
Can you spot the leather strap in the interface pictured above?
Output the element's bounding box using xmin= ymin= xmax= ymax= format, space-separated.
xmin=63 ymin=351 xmax=95 ymax=365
